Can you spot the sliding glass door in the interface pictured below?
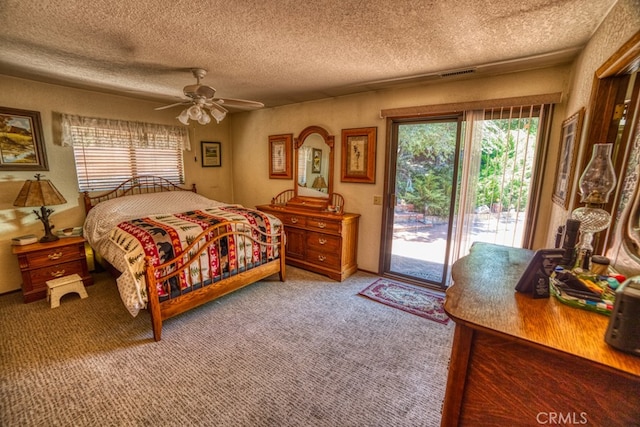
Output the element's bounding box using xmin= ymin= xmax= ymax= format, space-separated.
xmin=380 ymin=105 xmax=551 ymax=289
xmin=383 ymin=116 xmax=462 ymax=288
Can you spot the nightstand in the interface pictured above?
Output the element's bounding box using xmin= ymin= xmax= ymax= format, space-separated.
xmin=12 ymin=236 xmax=93 ymax=303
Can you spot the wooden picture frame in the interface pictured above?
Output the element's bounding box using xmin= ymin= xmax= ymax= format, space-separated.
xmin=312 ymin=148 xmax=322 ymax=173
xmin=341 ymin=127 xmax=376 ymax=183
xmin=552 ymin=108 xmax=584 ymax=209
xmin=0 ymin=107 xmax=48 ymax=171
xmin=201 ymin=141 xmax=221 ymax=167
xmin=268 ymin=134 xmax=292 ymax=179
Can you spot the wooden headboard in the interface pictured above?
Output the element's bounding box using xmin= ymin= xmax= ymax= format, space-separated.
xmin=82 ymin=176 xmax=197 ymax=213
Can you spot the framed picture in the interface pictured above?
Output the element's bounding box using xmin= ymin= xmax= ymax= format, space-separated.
xmin=341 ymin=127 xmax=376 ymax=183
xmin=552 ymin=108 xmax=584 ymax=209
xmin=312 ymin=148 xmax=322 ymax=173
xmin=0 ymin=107 xmax=48 ymax=171
xmin=201 ymin=141 xmax=221 ymax=167
xmin=268 ymin=133 xmax=292 ymax=179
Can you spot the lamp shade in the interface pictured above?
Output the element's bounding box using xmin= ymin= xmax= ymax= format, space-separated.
xmin=312 ymin=175 xmax=328 ymax=190
xmin=13 ymin=175 xmax=67 ymax=207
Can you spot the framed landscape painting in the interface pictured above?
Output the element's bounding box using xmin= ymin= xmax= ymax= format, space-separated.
xmin=201 ymin=141 xmax=221 ymax=167
xmin=0 ymin=107 xmax=48 ymax=170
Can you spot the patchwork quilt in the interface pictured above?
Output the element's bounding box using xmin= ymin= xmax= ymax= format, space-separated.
xmin=108 ymin=206 xmax=281 ymax=305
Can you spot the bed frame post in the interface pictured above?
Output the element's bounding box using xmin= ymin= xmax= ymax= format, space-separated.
xmin=279 ymin=228 xmax=286 ymax=282
xmin=144 ymin=256 xmax=163 ymax=341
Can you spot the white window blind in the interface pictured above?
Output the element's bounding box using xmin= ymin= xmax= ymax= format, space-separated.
xmin=61 ymin=114 xmax=190 ymax=192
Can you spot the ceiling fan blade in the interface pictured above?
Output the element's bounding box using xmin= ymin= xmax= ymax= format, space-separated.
xmin=214 ymin=98 xmax=265 ymax=110
xmin=154 ymin=101 xmax=190 ymax=110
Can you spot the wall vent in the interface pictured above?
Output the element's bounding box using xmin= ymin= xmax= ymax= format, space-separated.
xmin=439 ymin=68 xmax=476 ymax=78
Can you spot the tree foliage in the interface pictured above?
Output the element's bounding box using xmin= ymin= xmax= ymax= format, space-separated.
xmin=396 ymin=117 xmax=538 ymax=218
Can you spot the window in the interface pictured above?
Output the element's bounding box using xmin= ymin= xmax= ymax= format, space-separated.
xmin=61 ymin=114 xmax=189 ymax=192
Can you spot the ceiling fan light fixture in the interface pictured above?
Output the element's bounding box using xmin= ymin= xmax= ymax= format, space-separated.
xmin=211 ymin=109 xmax=226 ymax=123
xmin=177 ymin=108 xmax=190 ymax=125
xmin=198 ymin=111 xmax=211 ymax=125
xmin=187 ymin=105 xmax=202 ymax=120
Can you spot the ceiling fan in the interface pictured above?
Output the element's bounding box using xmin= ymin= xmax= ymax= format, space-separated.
xmin=155 ymin=68 xmax=264 ymax=125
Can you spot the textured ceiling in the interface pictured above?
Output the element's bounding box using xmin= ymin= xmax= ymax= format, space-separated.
xmin=0 ymin=0 xmax=619 ymax=109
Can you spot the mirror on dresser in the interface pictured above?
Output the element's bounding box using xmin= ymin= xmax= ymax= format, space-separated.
xmin=287 ymin=125 xmax=335 ymax=211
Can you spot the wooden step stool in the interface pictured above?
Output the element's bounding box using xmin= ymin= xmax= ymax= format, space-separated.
xmin=46 ymin=274 xmax=88 ymax=308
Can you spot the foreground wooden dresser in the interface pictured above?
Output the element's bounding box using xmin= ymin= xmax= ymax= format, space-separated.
xmin=442 ymin=242 xmax=640 ymax=426
xmin=257 ymin=204 xmax=359 ymax=281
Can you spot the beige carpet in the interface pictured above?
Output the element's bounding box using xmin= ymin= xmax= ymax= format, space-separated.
xmin=0 ymin=266 xmax=454 ymax=426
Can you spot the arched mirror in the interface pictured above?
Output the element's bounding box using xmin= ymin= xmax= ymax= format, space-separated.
xmin=289 ymin=125 xmax=335 ymax=210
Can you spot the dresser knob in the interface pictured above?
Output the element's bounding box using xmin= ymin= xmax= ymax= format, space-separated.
xmin=318 ymin=238 xmax=327 ymax=245
xmin=317 ymin=222 xmax=326 ymax=228
xmin=318 ymin=255 xmax=326 ymax=262
xmin=51 ymin=270 xmax=66 ymax=277
xmin=290 ymin=217 xmax=298 ymax=224
xmin=48 ymin=252 xmax=63 ymax=260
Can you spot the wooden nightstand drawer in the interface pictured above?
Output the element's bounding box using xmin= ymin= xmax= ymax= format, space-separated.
xmin=23 ymin=244 xmax=83 ymax=268
xmin=28 ymin=260 xmax=86 ymax=284
xmin=306 ymin=231 xmax=340 ymax=252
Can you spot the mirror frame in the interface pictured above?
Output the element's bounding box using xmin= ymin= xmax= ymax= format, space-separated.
xmin=288 ymin=125 xmax=335 ymax=211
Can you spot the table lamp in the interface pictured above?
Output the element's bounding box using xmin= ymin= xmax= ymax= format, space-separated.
xmin=13 ymin=174 xmax=67 ymax=243
xmin=312 ymin=175 xmax=328 ymax=192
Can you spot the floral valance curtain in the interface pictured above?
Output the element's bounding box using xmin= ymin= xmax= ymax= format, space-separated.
xmin=60 ymin=114 xmax=191 ymax=151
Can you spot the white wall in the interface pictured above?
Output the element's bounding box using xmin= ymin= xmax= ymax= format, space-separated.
xmin=230 ymin=66 xmax=571 ymax=273
xmin=0 ymin=77 xmax=232 ymax=294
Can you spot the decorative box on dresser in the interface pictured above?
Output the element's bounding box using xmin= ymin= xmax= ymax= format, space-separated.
xmin=257 ymin=204 xmax=359 ymax=281
xmin=12 ymin=236 xmax=93 ymax=303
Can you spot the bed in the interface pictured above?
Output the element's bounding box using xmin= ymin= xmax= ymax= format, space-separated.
xmin=82 ymin=176 xmax=285 ymax=341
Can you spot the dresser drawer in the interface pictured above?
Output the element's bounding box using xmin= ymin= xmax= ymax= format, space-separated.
xmin=23 ymin=244 xmax=83 ymax=269
xmin=281 ymin=213 xmax=307 ymax=227
xmin=307 ymin=217 xmax=340 ymax=233
xmin=28 ymin=260 xmax=86 ymax=285
xmin=306 ymin=249 xmax=341 ymax=269
xmin=306 ymin=231 xmax=341 ymax=252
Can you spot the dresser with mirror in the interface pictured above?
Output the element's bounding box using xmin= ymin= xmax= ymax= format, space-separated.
xmin=257 ymin=125 xmax=360 ymax=281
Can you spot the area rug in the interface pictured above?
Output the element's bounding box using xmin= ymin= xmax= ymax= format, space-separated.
xmin=359 ymin=278 xmax=450 ymax=325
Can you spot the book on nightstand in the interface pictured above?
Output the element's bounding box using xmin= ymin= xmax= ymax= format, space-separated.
xmin=11 ymin=234 xmax=38 ymax=246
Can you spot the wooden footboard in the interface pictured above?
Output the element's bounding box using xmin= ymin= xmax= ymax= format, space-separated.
xmin=144 ymin=221 xmax=285 ymax=341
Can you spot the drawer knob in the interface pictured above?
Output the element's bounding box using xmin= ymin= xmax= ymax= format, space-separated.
xmin=318 ymin=255 xmax=326 ymax=262
xmin=317 ymin=222 xmax=326 ymax=228
xmin=290 ymin=217 xmax=299 ymax=224
xmin=48 ymin=252 xmax=63 ymax=260
xmin=51 ymin=270 xmax=66 ymax=277
xmin=318 ymin=238 xmax=327 ymax=245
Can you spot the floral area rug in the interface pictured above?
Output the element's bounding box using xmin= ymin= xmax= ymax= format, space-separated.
xmin=359 ymin=278 xmax=450 ymax=325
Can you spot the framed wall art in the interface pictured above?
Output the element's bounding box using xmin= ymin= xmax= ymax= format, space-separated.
xmin=552 ymin=108 xmax=584 ymax=209
xmin=268 ymin=133 xmax=292 ymax=179
xmin=341 ymin=127 xmax=376 ymax=183
xmin=201 ymin=141 xmax=221 ymax=167
xmin=0 ymin=107 xmax=48 ymax=171
xmin=312 ymin=148 xmax=322 ymax=173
